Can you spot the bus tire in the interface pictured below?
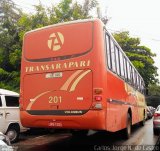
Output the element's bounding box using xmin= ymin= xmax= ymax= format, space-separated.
xmin=140 ymin=112 xmax=145 ymax=126
xmin=153 ymin=128 xmax=159 ymax=135
xmin=124 ymin=113 xmax=131 ymax=139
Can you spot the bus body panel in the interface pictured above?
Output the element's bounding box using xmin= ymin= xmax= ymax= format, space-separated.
xmin=20 ymin=110 xmax=106 ymax=130
xmin=24 ymin=22 xmax=93 ymax=61
xmin=20 ymin=19 xmax=146 ymax=133
xmin=20 ymin=20 xmax=107 ymax=130
xmin=23 ymin=69 xmax=93 ymax=114
xmin=106 ymin=71 xmax=127 ymax=131
xmin=105 ymin=71 xmax=146 ymax=132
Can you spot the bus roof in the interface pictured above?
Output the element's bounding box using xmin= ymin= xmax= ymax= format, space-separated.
xmin=25 ymin=18 xmax=102 ymax=35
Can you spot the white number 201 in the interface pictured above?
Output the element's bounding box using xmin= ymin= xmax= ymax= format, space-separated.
xmin=49 ymin=96 xmax=62 ymax=104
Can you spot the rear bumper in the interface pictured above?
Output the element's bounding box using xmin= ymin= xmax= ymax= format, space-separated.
xmin=20 ymin=110 xmax=106 ymax=130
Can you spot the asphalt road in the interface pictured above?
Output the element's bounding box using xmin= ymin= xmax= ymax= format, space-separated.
xmin=14 ymin=119 xmax=160 ymax=151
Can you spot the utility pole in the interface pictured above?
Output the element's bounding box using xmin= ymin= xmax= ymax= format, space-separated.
xmin=102 ymin=7 xmax=111 ymax=25
xmin=97 ymin=6 xmax=110 ymax=25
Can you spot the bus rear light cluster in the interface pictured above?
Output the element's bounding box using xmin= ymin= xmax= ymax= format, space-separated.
xmin=94 ymin=88 xmax=103 ymax=94
xmin=94 ymin=103 xmax=102 ymax=109
xmin=94 ymin=96 xmax=102 ymax=101
xmin=91 ymin=101 xmax=103 ymax=110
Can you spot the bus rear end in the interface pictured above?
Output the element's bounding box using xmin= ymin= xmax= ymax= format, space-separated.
xmin=20 ymin=19 xmax=106 ymax=130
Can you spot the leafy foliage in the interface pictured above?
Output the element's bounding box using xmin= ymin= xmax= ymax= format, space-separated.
xmin=0 ymin=0 xmax=98 ymax=92
xmin=113 ymin=31 xmax=159 ymax=87
xmin=0 ymin=0 xmax=159 ymax=92
xmin=0 ymin=0 xmax=22 ymax=91
xmin=148 ymin=84 xmax=160 ymax=96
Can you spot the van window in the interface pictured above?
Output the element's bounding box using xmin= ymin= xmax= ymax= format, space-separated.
xmin=0 ymin=97 xmax=2 ymax=107
xmin=5 ymin=96 xmax=19 ymax=107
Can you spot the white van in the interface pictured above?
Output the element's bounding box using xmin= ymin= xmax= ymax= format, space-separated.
xmin=0 ymin=89 xmax=28 ymax=143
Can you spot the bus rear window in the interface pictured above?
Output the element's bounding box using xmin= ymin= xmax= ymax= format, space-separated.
xmin=24 ymin=22 xmax=93 ymax=62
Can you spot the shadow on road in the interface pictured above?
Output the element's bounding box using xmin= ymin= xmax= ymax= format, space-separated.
xmin=35 ymin=123 xmax=145 ymax=151
xmin=15 ymin=119 xmax=160 ymax=151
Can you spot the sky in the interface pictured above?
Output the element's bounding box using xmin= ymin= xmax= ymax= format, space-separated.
xmin=13 ymin=0 xmax=160 ymax=80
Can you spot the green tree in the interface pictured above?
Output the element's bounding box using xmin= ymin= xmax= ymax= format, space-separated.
xmin=0 ymin=0 xmax=22 ymax=91
xmin=18 ymin=0 xmax=98 ymax=40
xmin=148 ymin=84 xmax=160 ymax=96
xmin=113 ymin=31 xmax=159 ymax=88
xmin=0 ymin=0 xmax=98 ymax=91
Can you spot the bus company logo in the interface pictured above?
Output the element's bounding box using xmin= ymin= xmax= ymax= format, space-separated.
xmin=47 ymin=32 xmax=64 ymax=51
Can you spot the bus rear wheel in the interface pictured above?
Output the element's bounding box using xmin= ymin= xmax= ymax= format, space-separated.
xmin=140 ymin=113 xmax=145 ymax=126
xmin=124 ymin=113 xmax=131 ymax=139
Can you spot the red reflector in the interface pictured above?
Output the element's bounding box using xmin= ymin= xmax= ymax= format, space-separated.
xmin=95 ymin=96 xmax=102 ymax=101
xmin=154 ymin=113 xmax=160 ymax=117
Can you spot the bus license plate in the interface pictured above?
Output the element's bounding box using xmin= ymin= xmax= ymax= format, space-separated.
xmin=46 ymin=72 xmax=62 ymax=78
xmin=48 ymin=121 xmax=62 ymax=127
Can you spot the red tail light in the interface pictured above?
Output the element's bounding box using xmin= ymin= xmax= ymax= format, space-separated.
xmin=95 ymin=96 xmax=102 ymax=101
xmin=154 ymin=113 xmax=160 ymax=117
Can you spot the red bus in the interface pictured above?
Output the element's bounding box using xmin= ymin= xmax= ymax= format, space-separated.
xmin=20 ymin=19 xmax=146 ymax=138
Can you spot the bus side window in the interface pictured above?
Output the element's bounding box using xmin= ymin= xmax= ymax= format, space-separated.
xmin=132 ymin=68 xmax=136 ymax=87
xmin=119 ymin=51 xmax=124 ymax=78
xmin=126 ymin=61 xmax=131 ymax=82
xmin=137 ymin=75 xmax=140 ymax=91
xmin=136 ymin=75 xmax=138 ymax=90
xmin=124 ymin=57 xmax=128 ymax=80
xmin=139 ymin=78 xmax=143 ymax=93
xmin=110 ymin=40 xmax=116 ymax=73
xmin=142 ymin=81 xmax=145 ymax=94
xmin=139 ymin=79 xmax=141 ymax=92
xmin=105 ymin=34 xmax=112 ymax=69
xmin=0 ymin=96 xmax=2 ymax=107
xmin=130 ymin=65 xmax=133 ymax=85
xmin=141 ymin=80 xmax=144 ymax=93
xmin=115 ymin=46 xmax=120 ymax=75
